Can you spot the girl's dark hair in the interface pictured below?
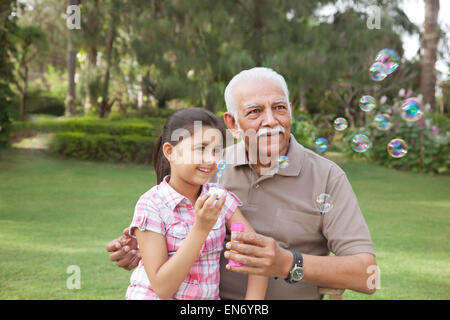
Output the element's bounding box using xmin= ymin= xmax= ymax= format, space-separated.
xmin=153 ymin=108 xmax=225 ymax=184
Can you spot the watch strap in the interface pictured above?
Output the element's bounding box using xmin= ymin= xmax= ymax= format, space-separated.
xmin=284 ymin=250 xmax=303 ymax=283
xmin=297 ymin=250 xmax=303 ymax=268
xmin=284 ymin=250 xmax=296 ymax=281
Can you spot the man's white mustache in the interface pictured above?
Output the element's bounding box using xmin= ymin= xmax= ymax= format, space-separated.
xmin=256 ymin=126 xmax=285 ymax=137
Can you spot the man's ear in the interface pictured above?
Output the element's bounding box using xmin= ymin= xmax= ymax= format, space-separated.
xmin=224 ymin=112 xmax=241 ymax=140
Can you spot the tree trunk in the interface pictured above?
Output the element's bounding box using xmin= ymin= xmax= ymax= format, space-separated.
xmin=84 ymin=47 xmax=97 ymax=114
xmin=66 ymin=49 xmax=76 ymax=117
xmin=204 ymin=85 xmax=216 ymax=113
xmin=65 ymin=0 xmax=78 ymax=117
xmin=20 ymin=92 xmax=26 ymax=121
xmin=99 ymin=25 xmax=116 ymax=118
xmin=421 ymin=0 xmax=440 ymax=112
xmin=252 ymin=0 xmax=264 ymax=65
xmin=19 ymin=66 xmax=28 ymax=121
xmin=83 ymin=0 xmax=99 ymax=114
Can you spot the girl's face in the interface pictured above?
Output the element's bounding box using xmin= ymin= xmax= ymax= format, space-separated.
xmin=164 ymin=126 xmax=224 ymax=186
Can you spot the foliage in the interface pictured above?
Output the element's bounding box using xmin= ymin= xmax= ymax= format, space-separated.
xmin=290 ymin=111 xmax=319 ymax=150
xmin=12 ymin=117 xmax=164 ymax=137
xmin=0 ymin=0 xmax=21 ymax=149
xmin=10 ymin=24 xmax=50 ymax=120
xmin=26 ymin=89 xmax=65 ymax=116
xmin=343 ymin=95 xmax=450 ymax=175
xmin=49 ymin=131 xmax=156 ymax=164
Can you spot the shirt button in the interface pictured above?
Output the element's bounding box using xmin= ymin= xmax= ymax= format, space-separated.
xmin=255 ymin=184 xmax=260 ymax=188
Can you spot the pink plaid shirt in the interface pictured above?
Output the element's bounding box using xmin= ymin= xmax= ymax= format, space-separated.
xmin=125 ymin=175 xmax=241 ymax=300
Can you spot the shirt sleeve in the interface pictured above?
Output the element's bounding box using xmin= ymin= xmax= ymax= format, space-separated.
xmin=322 ymin=172 xmax=375 ymax=257
xmin=128 ymin=195 xmax=165 ymax=239
xmin=219 ymin=186 xmax=242 ymax=222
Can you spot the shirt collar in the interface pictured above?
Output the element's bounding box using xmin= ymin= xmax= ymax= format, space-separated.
xmin=276 ymin=134 xmax=304 ymax=177
xmin=228 ymin=133 xmax=304 ymax=177
xmin=159 ymin=176 xmax=208 ymax=211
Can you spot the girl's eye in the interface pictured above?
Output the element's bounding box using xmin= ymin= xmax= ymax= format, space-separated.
xmin=195 ymin=146 xmax=205 ymax=151
xmin=214 ymin=148 xmax=223 ymax=154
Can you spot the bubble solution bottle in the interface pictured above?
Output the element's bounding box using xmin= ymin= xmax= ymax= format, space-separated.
xmin=229 ymin=222 xmax=245 ymax=267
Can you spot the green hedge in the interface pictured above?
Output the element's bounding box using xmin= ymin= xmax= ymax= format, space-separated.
xmin=49 ymin=132 xmax=156 ymax=164
xmin=12 ymin=118 xmax=164 ymax=137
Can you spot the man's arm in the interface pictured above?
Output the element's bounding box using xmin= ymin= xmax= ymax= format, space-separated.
xmin=106 ymin=228 xmax=141 ymax=270
xmin=224 ymin=232 xmax=377 ymax=294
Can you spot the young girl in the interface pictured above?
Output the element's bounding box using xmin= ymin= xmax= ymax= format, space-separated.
xmin=125 ymin=108 xmax=268 ymax=300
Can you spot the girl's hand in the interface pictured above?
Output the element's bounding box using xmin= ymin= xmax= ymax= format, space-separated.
xmin=194 ymin=193 xmax=226 ymax=232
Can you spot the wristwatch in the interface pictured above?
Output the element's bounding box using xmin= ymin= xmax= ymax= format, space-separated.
xmin=284 ymin=250 xmax=304 ymax=284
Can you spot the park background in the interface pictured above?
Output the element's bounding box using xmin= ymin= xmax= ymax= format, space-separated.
xmin=0 ymin=0 xmax=449 ymax=299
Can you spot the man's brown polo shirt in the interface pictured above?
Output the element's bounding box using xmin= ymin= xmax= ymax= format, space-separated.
xmin=218 ymin=134 xmax=375 ymax=300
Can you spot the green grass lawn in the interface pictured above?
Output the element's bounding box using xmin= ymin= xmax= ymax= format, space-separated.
xmin=0 ymin=149 xmax=449 ymax=299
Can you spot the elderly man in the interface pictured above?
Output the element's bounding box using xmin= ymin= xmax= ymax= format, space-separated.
xmin=106 ymin=67 xmax=377 ymax=300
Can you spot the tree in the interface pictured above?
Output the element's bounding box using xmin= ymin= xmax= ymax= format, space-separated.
xmin=66 ymin=0 xmax=79 ymax=117
xmin=0 ymin=0 xmax=21 ymax=149
xmin=10 ymin=25 xmax=49 ymax=121
xmin=421 ymin=0 xmax=440 ymax=112
xmin=98 ymin=0 xmax=125 ymax=118
xmin=78 ymin=0 xmax=102 ymax=114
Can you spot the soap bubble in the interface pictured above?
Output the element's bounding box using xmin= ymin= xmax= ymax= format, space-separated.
xmin=375 ymin=48 xmax=399 ymax=63
xmin=314 ymin=138 xmax=328 ymax=153
xmin=387 ymin=138 xmax=408 ymax=158
xmin=277 ymin=155 xmax=289 ymax=168
xmin=359 ymin=95 xmax=376 ymax=112
xmin=400 ymin=98 xmax=423 ymax=122
xmin=316 ymin=193 xmax=330 ymax=203
xmin=374 ymin=114 xmax=392 ymax=130
xmin=333 ymin=117 xmax=348 ymax=131
xmin=369 ymin=62 xmax=388 ymax=81
xmin=316 ymin=193 xmax=333 ymax=215
xmin=375 ymin=48 xmax=399 ymax=75
xmin=351 ymin=134 xmax=371 ymax=153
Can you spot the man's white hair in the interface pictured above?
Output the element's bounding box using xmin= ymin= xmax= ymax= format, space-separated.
xmin=224 ymin=67 xmax=291 ymax=120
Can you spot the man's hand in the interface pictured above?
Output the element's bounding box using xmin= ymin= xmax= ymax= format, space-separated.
xmin=223 ymin=232 xmax=293 ymax=278
xmin=106 ymin=228 xmax=141 ymax=271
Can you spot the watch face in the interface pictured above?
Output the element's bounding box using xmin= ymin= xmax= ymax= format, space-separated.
xmin=292 ymin=267 xmax=304 ymax=281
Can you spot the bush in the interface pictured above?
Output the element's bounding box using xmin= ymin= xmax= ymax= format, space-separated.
xmin=12 ymin=117 xmax=164 ymax=137
xmin=290 ymin=111 xmax=319 ymax=150
xmin=49 ymin=131 xmax=156 ymax=164
xmin=5 ymin=89 xmax=65 ymax=120
xmin=27 ymin=89 xmax=65 ymax=116
xmin=343 ymin=101 xmax=450 ymax=175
